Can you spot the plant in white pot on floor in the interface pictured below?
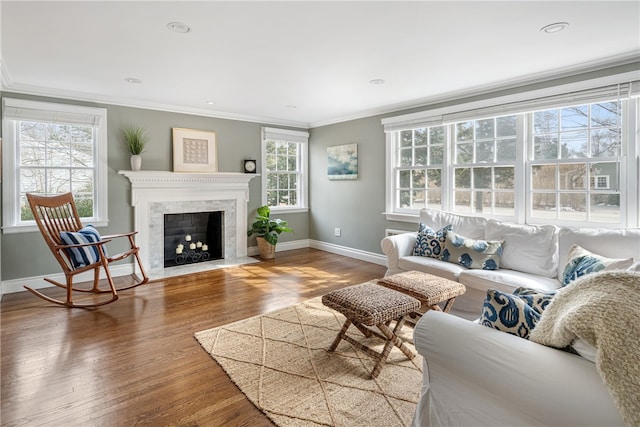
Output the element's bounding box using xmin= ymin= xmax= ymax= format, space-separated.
xmin=247 ymin=205 xmax=294 ymax=260
xmin=123 ymin=126 xmax=148 ymax=171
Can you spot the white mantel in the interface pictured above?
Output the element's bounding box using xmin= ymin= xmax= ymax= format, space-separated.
xmin=118 ymin=170 xmax=259 ymax=278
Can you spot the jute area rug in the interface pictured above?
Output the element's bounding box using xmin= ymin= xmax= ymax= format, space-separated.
xmin=194 ymin=297 xmax=423 ymax=427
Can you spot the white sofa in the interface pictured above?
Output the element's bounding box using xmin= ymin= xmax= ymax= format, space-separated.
xmin=381 ymin=208 xmax=640 ymax=319
xmin=411 ymin=310 xmax=626 ymax=427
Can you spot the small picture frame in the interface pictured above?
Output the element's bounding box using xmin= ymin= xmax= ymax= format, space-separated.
xmin=327 ymin=143 xmax=358 ymax=180
xmin=172 ymin=128 xmax=217 ymax=173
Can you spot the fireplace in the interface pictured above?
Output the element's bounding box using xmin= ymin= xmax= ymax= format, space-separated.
xmin=118 ymin=171 xmax=259 ymax=279
xmin=164 ymin=211 xmax=224 ymax=268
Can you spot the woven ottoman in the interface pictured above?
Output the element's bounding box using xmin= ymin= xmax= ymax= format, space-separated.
xmin=322 ymin=281 xmax=420 ymax=379
xmin=378 ymin=270 xmax=466 ymax=316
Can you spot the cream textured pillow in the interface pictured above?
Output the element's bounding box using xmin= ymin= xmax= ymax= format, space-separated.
xmin=441 ymin=231 xmax=503 ymax=270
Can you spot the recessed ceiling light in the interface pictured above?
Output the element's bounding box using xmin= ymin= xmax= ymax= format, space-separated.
xmin=124 ymin=77 xmax=142 ymax=84
xmin=206 ymin=101 xmax=216 ymax=105
xmin=540 ymin=22 xmax=569 ymax=34
xmin=369 ymin=79 xmax=385 ymax=85
xmin=167 ymin=22 xmax=191 ymax=34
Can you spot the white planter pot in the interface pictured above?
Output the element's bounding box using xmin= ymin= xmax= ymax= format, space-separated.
xmin=130 ymin=154 xmax=142 ymax=171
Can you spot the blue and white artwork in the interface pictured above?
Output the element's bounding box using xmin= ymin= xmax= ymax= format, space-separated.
xmin=328 ymin=144 xmax=358 ymax=180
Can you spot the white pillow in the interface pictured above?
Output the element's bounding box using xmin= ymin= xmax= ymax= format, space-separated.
xmin=419 ymin=208 xmax=487 ymax=239
xmin=485 ymin=220 xmax=558 ymax=278
xmin=628 ymin=262 xmax=640 ymax=272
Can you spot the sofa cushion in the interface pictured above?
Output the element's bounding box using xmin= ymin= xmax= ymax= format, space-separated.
xmin=572 ymin=338 xmax=596 ymax=363
xmin=557 ymin=227 xmax=640 ymax=279
xmin=479 ymin=289 xmax=543 ymax=339
xmin=419 ymin=208 xmax=487 ymax=239
xmin=458 ymin=269 xmax=560 ymax=294
xmin=397 ymin=256 xmax=464 ymax=282
xmin=412 ymin=223 xmax=452 ymax=258
xmin=60 ymin=224 xmax=104 ymax=269
xmin=441 ymin=231 xmax=503 ymax=270
xmin=485 ymin=220 xmax=558 ymax=278
xmin=562 ymin=244 xmax=634 ymax=286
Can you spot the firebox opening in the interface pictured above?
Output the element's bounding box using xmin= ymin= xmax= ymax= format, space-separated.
xmin=164 ymin=211 xmax=224 ymax=268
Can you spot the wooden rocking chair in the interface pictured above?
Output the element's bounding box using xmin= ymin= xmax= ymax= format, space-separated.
xmin=25 ymin=192 xmax=149 ymax=308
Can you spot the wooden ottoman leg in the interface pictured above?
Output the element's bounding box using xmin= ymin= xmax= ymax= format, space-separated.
xmin=370 ymin=316 xmax=415 ymax=379
xmin=442 ymin=297 xmax=457 ymax=313
xmin=329 ymin=318 xmax=352 ymax=352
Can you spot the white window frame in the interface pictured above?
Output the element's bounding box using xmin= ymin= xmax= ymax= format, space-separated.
xmin=382 ymin=72 xmax=640 ymax=228
xmin=393 ymin=126 xmax=447 ymax=214
xmin=260 ymin=127 xmax=309 ymax=213
xmin=2 ymin=98 xmax=109 ymax=233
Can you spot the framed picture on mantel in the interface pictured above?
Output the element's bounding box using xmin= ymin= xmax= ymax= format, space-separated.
xmin=172 ymin=128 xmax=217 ymax=173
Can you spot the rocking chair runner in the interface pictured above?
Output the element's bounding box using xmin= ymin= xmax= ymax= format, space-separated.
xmin=25 ymin=192 xmax=149 ymax=307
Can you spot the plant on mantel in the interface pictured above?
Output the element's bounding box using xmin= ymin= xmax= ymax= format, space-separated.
xmin=247 ymin=205 xmax=294 ymax=260
xmin=123 ymin=126 xmax=148 ymax=171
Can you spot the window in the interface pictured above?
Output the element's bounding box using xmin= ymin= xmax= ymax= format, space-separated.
xmin=396 ymin=126 xmax=445 ymax=212
xmin=2 ymin=98 xmax=108 ymax=233
xmin=591 ymin=175 xmax=610 ymax=189
xmin=382 ymin=75 xmax=639 ymax=228
xmin=261 ymin=127 xmax=309 ymax=212
xmin=530 ymin=102 xmax=622 ymax=223
xmin=452 ymin=115 xmax=517 ymax=216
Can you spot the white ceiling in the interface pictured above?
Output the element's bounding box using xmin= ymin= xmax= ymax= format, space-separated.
xmin=2 ymin=1 xmax=639 ymax=128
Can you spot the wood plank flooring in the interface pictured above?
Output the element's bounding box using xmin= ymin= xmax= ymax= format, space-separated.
xmin=1 ymin=249 xmax=387 ymax=426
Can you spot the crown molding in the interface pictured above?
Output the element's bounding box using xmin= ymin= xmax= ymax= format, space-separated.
xmin=1 ymin=81 xmax=311 ymax=129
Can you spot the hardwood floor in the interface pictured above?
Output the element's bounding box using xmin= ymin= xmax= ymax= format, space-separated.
xmin=1 ymin=249 xmax=387 ymax=426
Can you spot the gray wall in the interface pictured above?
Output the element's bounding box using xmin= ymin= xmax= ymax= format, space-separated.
xmin=0 ymin=92 xmax=308 ymax=281
xmin=309 ymin=116 xmax=390 ymax=252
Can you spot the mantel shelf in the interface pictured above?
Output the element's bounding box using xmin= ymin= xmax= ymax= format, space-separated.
xmin=118 ymin=170 xmax=259 ymax=188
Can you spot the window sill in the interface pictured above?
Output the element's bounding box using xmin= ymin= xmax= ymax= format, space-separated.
xmin=268 ymin=207 xmax=309 ymax=214
xmin=383 ymin=212 xmax=420 ymax=223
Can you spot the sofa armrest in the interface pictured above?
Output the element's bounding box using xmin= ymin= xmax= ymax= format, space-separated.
xmin=413 ymin=311 xmax=624 ymax=427
xmin=381 ymin=232 xmax=417 ymax=272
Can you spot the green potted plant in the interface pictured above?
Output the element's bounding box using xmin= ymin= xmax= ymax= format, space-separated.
xmin=123 ymin=126 xmax=148 ymax=171
xmin=247 ymin=205 xmax=294 ymax=259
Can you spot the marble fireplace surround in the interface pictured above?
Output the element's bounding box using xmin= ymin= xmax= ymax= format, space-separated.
xmin=118 ymin=171 xmax=259 ymax=279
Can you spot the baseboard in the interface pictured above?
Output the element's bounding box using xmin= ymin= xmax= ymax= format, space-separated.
xmin=1 ymin=239 xmax=386 ymax=297
xmin=309 ymin=240 xmax=387 ymax=266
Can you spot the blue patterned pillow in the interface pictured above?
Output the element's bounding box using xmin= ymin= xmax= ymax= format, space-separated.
xmin=60 ymin=225 xmax=105 ymax=268
xmin=441 ymin=231 xmax=503 ymax=270
xmin=480 ymin=289 xmax=542 ymax=339
xmin=412 ymin=223 xmax=452 ymax=258
xmin=512 ymin=287 xmax=557 ymax=315
xmin=562 ymin=244 xmax=634 ymax=286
